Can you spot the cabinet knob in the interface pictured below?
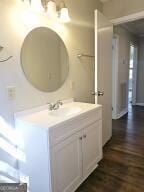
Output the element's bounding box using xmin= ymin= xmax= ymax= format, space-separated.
xmin=79 ymin=137 xmax=82 ymax=140
xmin=83 ymin=135 xmax=87 ymax=138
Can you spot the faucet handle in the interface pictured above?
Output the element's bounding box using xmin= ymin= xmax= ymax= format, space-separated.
xmin=47 ymin=102 xmax=53 ymax=110
xmin=57 ymin=100 xmax=63 ymax=105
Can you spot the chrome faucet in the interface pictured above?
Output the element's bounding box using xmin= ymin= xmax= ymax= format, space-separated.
xmin=48 ymin=100 xmax=63 ymax=111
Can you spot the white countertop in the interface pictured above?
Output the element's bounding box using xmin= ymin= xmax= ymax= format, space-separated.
xmin=15 ymin=101 xmax=101 ymax=128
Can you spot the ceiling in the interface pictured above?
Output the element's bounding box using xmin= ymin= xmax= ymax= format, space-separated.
xmin=99 ymin=0 xmax=144 ymax=36
xmin=121 ymin=18 xmax=144 ymax=36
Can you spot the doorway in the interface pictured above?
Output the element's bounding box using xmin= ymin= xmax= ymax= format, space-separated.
xmin=128 ymin=44 xmax=138 ymax=106
xmin=112 ymin=21 xmax=139 ymax=119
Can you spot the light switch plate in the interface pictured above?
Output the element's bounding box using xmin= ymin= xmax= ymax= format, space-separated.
xmin=6 ymin=86 xmax=16 ymax=101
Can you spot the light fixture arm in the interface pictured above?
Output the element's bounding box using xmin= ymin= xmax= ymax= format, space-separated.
xmin=59 ymin=1 xmax=66 ymax=9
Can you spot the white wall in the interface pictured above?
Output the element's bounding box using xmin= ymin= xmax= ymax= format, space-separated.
xmin=0 ymin=0 xmax=102 ymax=125
xmin=103 ymin=0 xmax=144 ymax=20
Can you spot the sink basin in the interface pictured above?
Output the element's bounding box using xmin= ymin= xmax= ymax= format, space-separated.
xmin=49 ymin=106 xmax=81 ymax=117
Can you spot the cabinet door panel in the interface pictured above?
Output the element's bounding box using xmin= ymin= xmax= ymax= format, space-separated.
xmin=51 ymin=131 xmax=83 ymax=192
xmin=82 ymin=121 xmax=102 ymax=178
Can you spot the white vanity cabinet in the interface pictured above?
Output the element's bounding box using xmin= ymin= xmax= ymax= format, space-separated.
xmin=82 ymin=121 xmax=102 ymax=179
xmin=15 ymin=102 xmax=102 ymax=192
xmin=51 ymin=130 xmax=83 ymax=192
xmin=50 ymin=108 xmax=102 ymax=192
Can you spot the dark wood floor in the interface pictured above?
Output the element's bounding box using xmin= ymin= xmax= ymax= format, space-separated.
xmin=76 ymin=106 xmax=144 ymax=192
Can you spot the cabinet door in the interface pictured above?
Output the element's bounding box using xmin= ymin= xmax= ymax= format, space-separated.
xmin=82 ymin=121 xmax=102 ymax=178
xmin=51 ymin=131 xmax=83 ymax=192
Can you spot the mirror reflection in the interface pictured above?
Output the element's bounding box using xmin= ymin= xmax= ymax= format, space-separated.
xmin=21 ymin=27 xmax=69 ymax=92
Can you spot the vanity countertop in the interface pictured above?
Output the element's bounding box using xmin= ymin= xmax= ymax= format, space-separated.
xmin=15 ymin=101 xmax=102 ymax=129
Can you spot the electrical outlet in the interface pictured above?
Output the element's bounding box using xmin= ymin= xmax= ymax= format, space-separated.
xmin=7 ymin=86 xmax=16 ymax=101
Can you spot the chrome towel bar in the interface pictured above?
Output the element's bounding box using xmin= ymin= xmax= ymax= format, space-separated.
xmin=77 ymin=53 xmax=95 ymax=58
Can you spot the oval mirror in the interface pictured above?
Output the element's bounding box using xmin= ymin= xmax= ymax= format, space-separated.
xmin=21 ymin=27 xmax=69 ymax=92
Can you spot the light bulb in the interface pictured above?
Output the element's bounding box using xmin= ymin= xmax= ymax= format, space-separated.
xmin=47 ymin=0 xmax=57 ymax=18
xmin=31 ymin=0 xmax=44 ymax=12
xmin=59 ymin=7 xmax=70 ymax=23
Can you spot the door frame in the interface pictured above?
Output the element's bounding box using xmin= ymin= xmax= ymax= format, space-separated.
xmin=112 ymin=34 xmax=119 ymax=119
xmin=131 ymin=45 xmax=138 ymax=105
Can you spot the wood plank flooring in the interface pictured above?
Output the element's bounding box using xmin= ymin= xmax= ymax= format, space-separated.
xmin=76 ymin=106 xmax=144 ymax=192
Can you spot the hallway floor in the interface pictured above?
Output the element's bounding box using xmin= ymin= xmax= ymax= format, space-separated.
xmin=76 ymin=106 xmax=144 ymax=192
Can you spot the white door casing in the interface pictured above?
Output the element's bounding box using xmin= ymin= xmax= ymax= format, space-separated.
xmin=112 ymin=35 xmax=119 ymax=119
xmin=95 ymin=10 xmax=113 ymax=146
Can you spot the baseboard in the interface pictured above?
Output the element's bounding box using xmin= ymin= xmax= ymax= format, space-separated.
xmin=136 ymin=103 xmax=144 ymax=106
xmin=112 ymin=113 xmax=118 ymax=119
xmin=113 ymin=108 xmax=128 ymax=119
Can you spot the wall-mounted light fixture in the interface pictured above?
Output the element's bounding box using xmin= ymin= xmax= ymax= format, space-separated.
xmin=22 ymin=0 xmax=71 ymax=23
xmin=47 ymin=0 xmax=57 ymax=18
xmin=59 ymin=1 xmax=71 ymax=23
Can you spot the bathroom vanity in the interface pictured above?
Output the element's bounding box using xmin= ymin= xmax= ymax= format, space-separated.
xmin=15 ymin=100 xmax=102 ymax=192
